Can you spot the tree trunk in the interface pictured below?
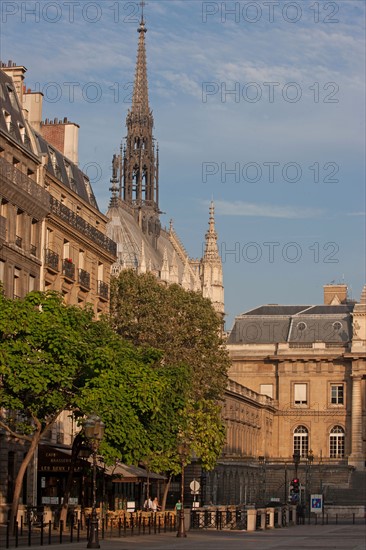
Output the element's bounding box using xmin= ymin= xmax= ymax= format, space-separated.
xmin=160 ymin=474 xmax=172 ymax=512
xmin=59 ymin=433 xmax=83 ymax=527
xmin=10 ymin=428 xmax=42 ymax=529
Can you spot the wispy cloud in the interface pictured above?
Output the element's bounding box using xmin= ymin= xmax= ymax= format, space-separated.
xmin=213 ymin=200 xmax=324 ymax=219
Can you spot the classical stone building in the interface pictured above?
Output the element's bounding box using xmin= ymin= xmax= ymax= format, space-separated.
xmin=0 ymin=60 xmax=116 ymax=522
xmin=217 ymin=283 xmax=366 ymax=506
xmin=0 ymin=62 xmax=116 ymax=313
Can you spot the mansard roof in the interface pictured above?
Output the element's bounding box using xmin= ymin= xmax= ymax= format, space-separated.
xmin=0 ymin=70 xmax=35 ymax=155
xmin=228 ymin=302 xmax=355 ymax=345
xmin=35 ymin=132 xmax=99 ymax=209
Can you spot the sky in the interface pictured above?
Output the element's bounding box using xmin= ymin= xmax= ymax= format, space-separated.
xmin=1 ymin=0 xmax=365 ymax=329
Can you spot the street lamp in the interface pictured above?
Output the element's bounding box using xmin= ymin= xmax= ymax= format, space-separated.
xmin=292 ymin=450 xmax=301 ymax=479
xmin=84 ymin=415 xmax=105 ymax=549
xmin=258 ymin=456 xmax=266 ymax=506
xmin=177 ymin=443 xmax=189 ymax=538
xmin=306 ymin=450 xmax=314 ymax=519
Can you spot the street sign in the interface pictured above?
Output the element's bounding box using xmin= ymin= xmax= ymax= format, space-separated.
xmin=310 ymin=494 xmax=323 ymax=513
xmin=190 ymin=479 xmax=200 ymax=494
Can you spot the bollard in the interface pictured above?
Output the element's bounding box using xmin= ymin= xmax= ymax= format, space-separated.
xmin=15 ymin=520 xmax=19 ymax=548
xmin=118 ymin=517 xmax=122 ymax=538
xmin=123 ymin=515 xmax=127 ymax=537
xmin=40 ymin=520 xmax=44 ymax=546
xmin=28 ymin=518 xmax=31 ymax=547
xmin=59 ymin=520 xmax=63 ymax=544
xmin=20 ymin=516 xmax=24 ymax=537
xmin=6 ymin=521 xmax=10 ymax=549
xmin=148 ymin=515 xmax=151 ymax=535
xmin=48 ymin=521 xmax=52 ymax=544
xmin=77 ymin=520 xmax=80 ymax=543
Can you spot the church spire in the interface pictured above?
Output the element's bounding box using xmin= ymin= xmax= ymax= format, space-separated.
xmin=201 ymin=201 xmax=225 ymax=318
xmin=132 ymin=8 xmax=149 ymax=114
xmin=118 ymin=4 xmax=160 ymax=249
xmin=203 ymin=201 xmax=220 ymax=262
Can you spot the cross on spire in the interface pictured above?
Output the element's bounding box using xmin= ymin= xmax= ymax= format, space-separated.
xmin=140 ymin=0 xmax=147 ymax=21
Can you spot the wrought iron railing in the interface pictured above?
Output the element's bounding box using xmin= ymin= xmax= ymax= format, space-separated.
xmin=15 ymin=235 xmax=22 ymax=248
xmin=0 ymin=157 xmax=50 ymax=210
xmin=49 ymin=196 xmax=116 ymax=256
xmin=30 ymin=244 xmax=37 ymax=256
xmin=0 ymin=215 xmax=6 ymax=241
xmin=62 ymin=260 xmax=75 ymax=281
xmin=97 ymin=280 xmax=109 ymax=300
xmin=45 ymin=249 xmax=59 ymax=271
xmin=78 ymin=268 xmax=91 ymax=290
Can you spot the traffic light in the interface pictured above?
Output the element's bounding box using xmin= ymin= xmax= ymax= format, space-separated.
xmin=292 ymin=478 xmax=300 ymax=493
xmin=289 ymin=478 xmax=300 ymax=503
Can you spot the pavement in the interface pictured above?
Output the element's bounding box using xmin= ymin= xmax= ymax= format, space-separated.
xmin=5 ymin=524 xmax=365 ymax=550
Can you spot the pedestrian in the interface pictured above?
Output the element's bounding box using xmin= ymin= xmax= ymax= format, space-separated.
xmin=151 ymin=497 xmax=160 ymax=512
xmin=175 ymin=499 xmax=182 ymax=512
xmin=143 ymin=497 xmax=152 ymax=511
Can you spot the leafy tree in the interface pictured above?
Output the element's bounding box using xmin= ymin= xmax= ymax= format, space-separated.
xmin=109 ymin=270 xmax=229 ymax=504
xmin=0 ymin=291 xmax=180 ymax=524
xmin=110 ymin=270 xmax=230 ymax=401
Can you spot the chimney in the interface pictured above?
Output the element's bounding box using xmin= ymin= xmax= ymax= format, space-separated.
xmin=1 ymin=61 xmax=27 ymax=106
xmin=23 ymin=89 xmax=44 ymax=132
xmin=323 ymin=284 xmax=348 ymax=305
xmin=41 ymin=119 xmax=80 ymax=164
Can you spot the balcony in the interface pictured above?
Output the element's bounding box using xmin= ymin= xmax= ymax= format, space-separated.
xmin=0 ymin=157 xmax=50 ymax=218
xmin=15 ymin=235 xmax=22 ymax=248
xmin=97 ymin=280 xmax=109 ymax=300
xmin=78 ymin=268 xmax=91 ymax=290
xmin=49 ymin=196 xmax=116 ymax=257
xmin=62 ymin=259 xmax=75 ymax=281
xmin=44 ymin=249 xmax=59 ymax=272
xmin=30 ymin=244 xmax=37 ymax=256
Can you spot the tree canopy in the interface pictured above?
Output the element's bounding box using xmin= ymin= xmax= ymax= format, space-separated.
xmin=110 ymin=269 xmax=230 ymax=401
xmin=109 ymin=270 xmax=229 ymax=472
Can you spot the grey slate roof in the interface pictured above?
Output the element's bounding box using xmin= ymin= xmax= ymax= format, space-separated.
xmin=228 ymin=303 xmax=355 ymax=345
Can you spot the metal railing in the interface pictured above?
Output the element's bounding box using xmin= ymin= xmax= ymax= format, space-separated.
xmin=0 ymin=157 xmax=50 ymax=211
xmin=62 ymin=260 xmax=75 ymax=281
xmin=97 ymin=280 xmax=109 ymax=300
xmin=15 ymin=235 xmax=22 ymax=248
xmin=49 ymin=196 xmax=116 ymax=257
xmin=44 ymin=249 xmax=59 ymax=271
xmin=78 ymin=268 xmax=91 ymax=290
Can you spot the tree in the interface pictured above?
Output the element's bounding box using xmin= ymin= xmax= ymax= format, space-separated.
xmin=0 ymin=291 xmax=103 ymax=525
xmin=109 ymin=270 xmax=230 ymax=501
xmin=0 ymin=290 xmax=192 ymax=523
xmin=110 ymin=270 xmax=230 ymax=401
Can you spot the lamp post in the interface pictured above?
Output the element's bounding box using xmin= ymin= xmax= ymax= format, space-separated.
xmin=177 ymin=443 xmax=188 ymax=538
xmin=306 ymin=450 xmax=314 ymax=519
xmin=84 ymin=415 xmax=105 ymax=549
xmin=258 ymin=456 xmax=266 ymax=506
xmin=292 ymin=450 xmax=300 ymax=480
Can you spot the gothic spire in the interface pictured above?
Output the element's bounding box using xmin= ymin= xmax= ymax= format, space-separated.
xmin=132 ymin=10 xmax=149 ymax=114
xmin=201 ymin=201 xmax=225 ymax=318
xmin=203 ymin=201 xmax=220 ymax=262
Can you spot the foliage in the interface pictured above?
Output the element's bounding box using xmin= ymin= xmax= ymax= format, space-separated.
xmin=109 ymin=270 xmax=229 ymax=471
xmin=110 ymin=270 xmax=230 ymax=401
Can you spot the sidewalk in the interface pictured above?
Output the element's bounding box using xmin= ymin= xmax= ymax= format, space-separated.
xmin=9 ymin=524 xmax=365 ymax=550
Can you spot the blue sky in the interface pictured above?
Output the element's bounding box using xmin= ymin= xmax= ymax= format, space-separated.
xmin=1 ymin=0 xmax=365 ymax=328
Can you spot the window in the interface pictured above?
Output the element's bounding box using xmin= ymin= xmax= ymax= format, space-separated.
xmin=330 ymin=426 xmax=345 ymax=458
xmin=13 ymin=267 xmax=21 ymax=299
xmin=0 ymin=260 xmax=5 ymax=282
xmin=260 ymin=384 xmax=273 ymax=398
xmin=294 ymin=383 xmax=307 ymax=405
xmin=331 ymin=384 xmax=344 ymax=405
xmin=29 ymin=275 xmax=36 ymax=293
xmin=293 ymin=425 xmax=308 ymax=458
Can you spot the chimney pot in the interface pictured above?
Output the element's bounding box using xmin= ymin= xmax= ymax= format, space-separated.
xmin=54 ymin=117 xmax=58 ymax=124
xmin=64 ymin=117 xmax=67 ymax=123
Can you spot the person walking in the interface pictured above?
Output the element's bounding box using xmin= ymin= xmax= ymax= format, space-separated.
xmin=151 ymin=497 xmax=160 ymax=512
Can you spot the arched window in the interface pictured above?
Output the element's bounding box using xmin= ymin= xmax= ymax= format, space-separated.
xmin=330 ymin=426 xmax=345 ymax=458
xmin=293 ymin=425 xmax=308 ymax=458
